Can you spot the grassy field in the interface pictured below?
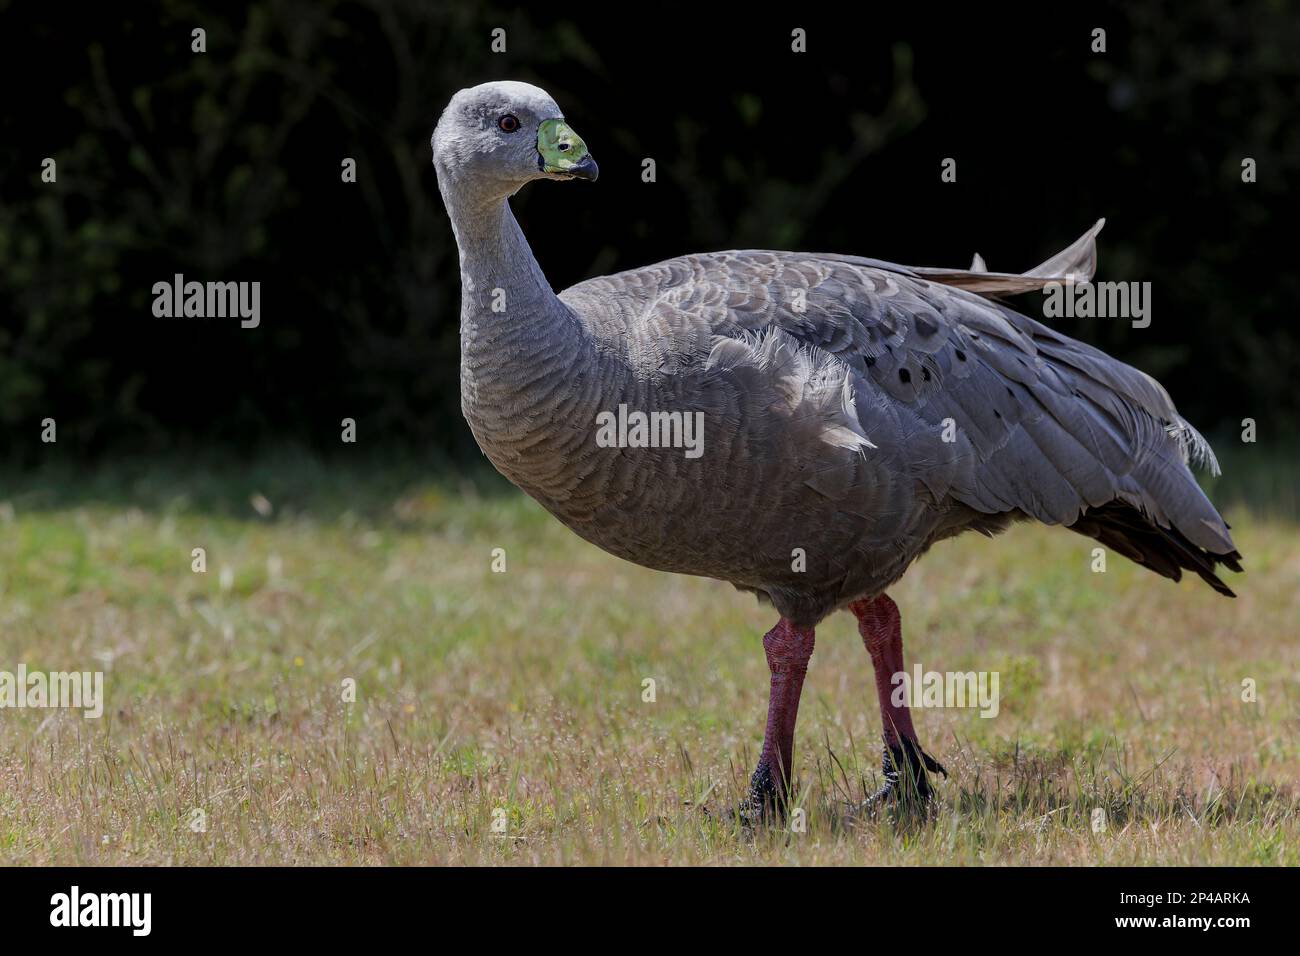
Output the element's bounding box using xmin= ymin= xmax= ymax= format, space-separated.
xmin=1 ymin=453 xmax=1297 ymax=865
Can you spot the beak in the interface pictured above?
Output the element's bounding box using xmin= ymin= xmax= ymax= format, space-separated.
xmin=537 ymin=118 xmax=598 ymax=182
xmin=565 ymin=154 xmax=599 ymax=181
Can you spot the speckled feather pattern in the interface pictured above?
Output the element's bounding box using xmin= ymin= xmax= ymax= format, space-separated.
xmin=435 ymin=92 xmax=1239 ymax=626
xmin=458 ymin=243 xmax=1239 ymax=623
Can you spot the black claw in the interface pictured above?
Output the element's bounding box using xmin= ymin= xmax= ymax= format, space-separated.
xmin=919 ymin=747 xmax=949 ymax=778
xmin=860 ymin=738 xmax=946 ymax=816
xmin=711 ymin=761 xmax=788 ymax=827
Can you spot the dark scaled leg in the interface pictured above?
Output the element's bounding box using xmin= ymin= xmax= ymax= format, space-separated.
xmin=730 ymin=617 xmax=816 ymax=826
xmin=849 ymin=594 xmax=947 ymax=813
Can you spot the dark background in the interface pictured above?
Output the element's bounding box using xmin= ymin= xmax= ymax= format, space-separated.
xmin=2 ymin=0 xmax=1297 ymax=465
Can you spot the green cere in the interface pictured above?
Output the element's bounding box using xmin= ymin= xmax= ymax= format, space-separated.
xmin=537 ymin=118 xmax=590 ymax=173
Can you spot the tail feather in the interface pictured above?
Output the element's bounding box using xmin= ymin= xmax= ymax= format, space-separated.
xmin=1068 ymin=500 xmax=1242 ymax=597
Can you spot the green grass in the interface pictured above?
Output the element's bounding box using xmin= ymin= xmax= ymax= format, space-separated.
xmin=1 ymin=452 xmax=1297 ymax=864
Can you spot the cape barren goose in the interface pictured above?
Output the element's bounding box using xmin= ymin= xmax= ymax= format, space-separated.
xmin=432 ymin=81 xmax=1243 ymax=820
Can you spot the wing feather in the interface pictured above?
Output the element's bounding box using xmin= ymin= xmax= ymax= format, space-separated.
xmin=559 ymin=239 xmax=1241 ymax=594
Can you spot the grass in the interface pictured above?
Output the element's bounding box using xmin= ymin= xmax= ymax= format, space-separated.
xmin=0 ymin=451 xmax=1297 ymax=865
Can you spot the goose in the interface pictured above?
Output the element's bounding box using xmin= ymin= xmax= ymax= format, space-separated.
xmin=431 ymin=81 xmax=1243 ymax=821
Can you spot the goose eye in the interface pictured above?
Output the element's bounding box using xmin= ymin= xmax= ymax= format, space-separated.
xmin=498 ymin=114 xmax=520 ymax=133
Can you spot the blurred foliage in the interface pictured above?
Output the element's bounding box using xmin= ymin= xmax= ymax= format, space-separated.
xmin=0 ymin=0 xmax=1297 ymax=465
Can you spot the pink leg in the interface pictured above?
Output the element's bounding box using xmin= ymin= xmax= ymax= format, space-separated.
xmin=743 ymin=618 xmax=815 ymax=818
xmin=849 ymin=594 xmax=915 ymax=745
xmin=849 ymin=594 xmax=946 ymax=806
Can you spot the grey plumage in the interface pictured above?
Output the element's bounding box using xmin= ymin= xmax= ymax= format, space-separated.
xmin=434 ymin=82 xmax=1242 ymax=627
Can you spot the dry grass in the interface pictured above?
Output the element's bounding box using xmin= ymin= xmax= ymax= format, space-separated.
xmin=0 ymin=455 xmax=1297 ymax=864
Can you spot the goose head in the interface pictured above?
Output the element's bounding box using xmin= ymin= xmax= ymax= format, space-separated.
xmin=432 ymin=80 xmax=598 ymax=201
